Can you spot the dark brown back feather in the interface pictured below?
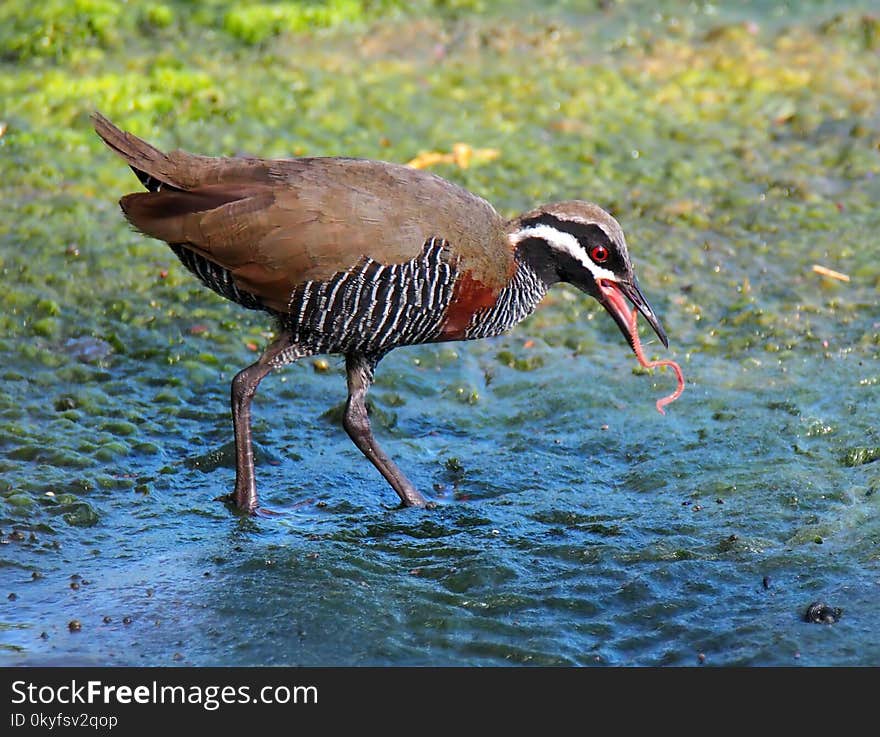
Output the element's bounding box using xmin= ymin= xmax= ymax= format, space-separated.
xmin=94 ymin=112 xmax=514 ymax=315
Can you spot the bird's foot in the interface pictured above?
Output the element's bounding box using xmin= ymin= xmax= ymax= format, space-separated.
xmin=214 ymin=490 xmax=260 ymax=516
xmin=215 ymin=491 xmax=291 ymax=517
xmin=399 ymin=491 xmax=435 ymax=509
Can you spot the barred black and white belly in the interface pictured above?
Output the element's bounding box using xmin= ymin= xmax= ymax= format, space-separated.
xmin=463 ymin=260 xmax=546 ymax=340
xmin=285 ymin=237 xmax=458 ymax=356
xmin=170 ymin=244 xmax=265 ymax=311
xmin=171 ymin=236 xmax=548 ymax=358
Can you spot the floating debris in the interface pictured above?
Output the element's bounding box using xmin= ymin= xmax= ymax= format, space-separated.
xmin=805 ymin=601 xmax=842 ymax=624
xmin=54 ymin=396 xmax=78 ymax=411
xmin=811 ymin=264 xmax=850 ymax=282
xmin=63 ymin=336 xmax=113 ymax=364
xmin=407 ymin=143 xmax=500 ymax=170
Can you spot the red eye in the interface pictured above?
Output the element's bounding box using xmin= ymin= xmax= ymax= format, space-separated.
xmin=591 ymin=245 xmax=609 ymax=263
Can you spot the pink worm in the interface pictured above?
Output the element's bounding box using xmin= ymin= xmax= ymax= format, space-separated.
xmin=628 ymin=307 xmax=685 ymax=415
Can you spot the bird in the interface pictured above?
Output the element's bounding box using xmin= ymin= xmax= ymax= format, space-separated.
xmin=92 ymin=112 xmax=669 ymax=515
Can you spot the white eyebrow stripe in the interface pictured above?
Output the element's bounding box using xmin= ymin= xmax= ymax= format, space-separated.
xmin=511 ymin=224 xmax=618 ymax=283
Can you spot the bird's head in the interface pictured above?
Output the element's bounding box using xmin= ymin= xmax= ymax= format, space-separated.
xmin=509 ymin=200 xmax=667 ymax=351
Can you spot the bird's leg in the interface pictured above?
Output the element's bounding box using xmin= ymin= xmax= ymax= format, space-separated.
xmin=227 ymin=331 xmax=296 ymax=514
xmin=343 ymin=353 xmax=428 ymax=508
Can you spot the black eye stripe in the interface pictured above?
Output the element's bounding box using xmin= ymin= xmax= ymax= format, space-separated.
xmin=520 ymin=213 xmax=616 ymax=254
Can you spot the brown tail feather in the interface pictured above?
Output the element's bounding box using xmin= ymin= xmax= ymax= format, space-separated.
xmin=119 ymin=187 xmax=255 ymax=244
xmin=92 ymin=112 xmax=199 ymax=190
xmin=93 ymin=112 xmax=276 ymax=192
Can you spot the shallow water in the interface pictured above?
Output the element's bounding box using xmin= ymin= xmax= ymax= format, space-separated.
xmin=1 ymin=1 xmax=879 ymax=666
xmin=3 ymin=333 xmax=878 ymax=666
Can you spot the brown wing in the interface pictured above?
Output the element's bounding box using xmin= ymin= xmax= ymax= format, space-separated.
xmin=95 ymin=113 xmax=513 ymax=314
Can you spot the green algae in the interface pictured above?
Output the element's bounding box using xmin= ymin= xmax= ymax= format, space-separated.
xmin=842 ymin=447 xmax=880 ymax=467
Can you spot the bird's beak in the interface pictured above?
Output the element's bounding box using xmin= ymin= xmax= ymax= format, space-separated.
xmin=597 ymin=278 xmax=668 ymax=351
